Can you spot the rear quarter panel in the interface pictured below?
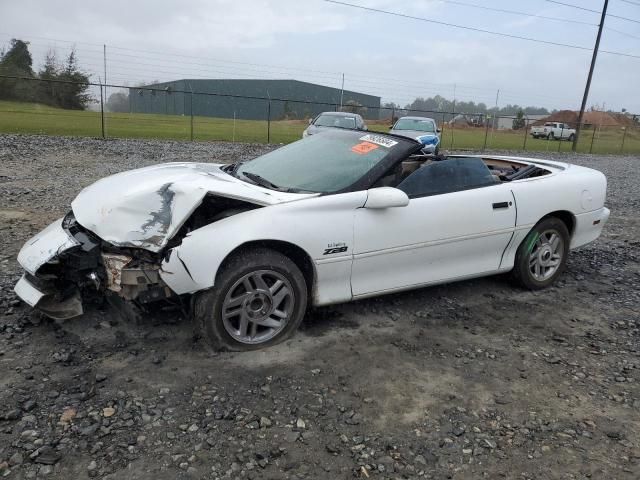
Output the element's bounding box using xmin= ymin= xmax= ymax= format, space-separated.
xmin=502 ymin=163 xmax=607 ymax=267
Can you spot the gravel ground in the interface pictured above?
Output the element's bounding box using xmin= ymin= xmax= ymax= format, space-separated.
xmin=0 ymin=134 xmax=638 ymax=480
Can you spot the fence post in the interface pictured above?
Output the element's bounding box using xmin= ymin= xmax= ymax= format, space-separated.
xmin=99 ymin=78 xmax=105 ymax=139
xmin=190 ymin=91 xmax=194 ymax=141
xmin=620 ymin=127 xmax=627 ymax=154
xmin=267 ymin=99 xmax=271 ymax=144
xmin=482 ymin=115 xmax=490 ymax=151
xmin=589 ymin=126 xmax=597 ymax=154
xmin=523 ymin=125 xmax=528 ymax=151
xmin=439 ymin=112 xmax=445 ymax=151
xmin=558 ymin=125 xmax=564 ymax=152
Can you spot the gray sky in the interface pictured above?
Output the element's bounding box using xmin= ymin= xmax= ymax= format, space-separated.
xmin=1 ymin=0 xmax=639 ymax=112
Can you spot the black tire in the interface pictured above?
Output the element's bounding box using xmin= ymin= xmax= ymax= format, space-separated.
xmin=512 ymin=217 xmax=570 ymax=290
xmin=547 ymin=132 xmax=554 ymax=140
xmin=194 ymin=248 xmax=308 ymax=351
xmin=568 ymin=133 xmax=575 ymax=142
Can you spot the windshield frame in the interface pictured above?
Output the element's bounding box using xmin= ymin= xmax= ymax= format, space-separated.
xmin=231 ymin=130 xmax=421 ymax=195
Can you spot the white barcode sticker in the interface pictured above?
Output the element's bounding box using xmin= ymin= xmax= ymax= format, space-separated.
xmin=359 ymin=134 xmax=398 ymax=148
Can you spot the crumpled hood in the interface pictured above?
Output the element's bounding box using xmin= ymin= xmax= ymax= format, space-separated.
xmin=71 ymin=162 xmax=313 ymax=252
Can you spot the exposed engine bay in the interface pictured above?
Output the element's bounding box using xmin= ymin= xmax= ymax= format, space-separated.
xmin=26 ymin=196 xmax=262 ymax=320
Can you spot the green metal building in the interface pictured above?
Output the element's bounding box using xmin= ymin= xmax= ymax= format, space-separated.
xmin=128 ymin=79 xmax=381 ymax=120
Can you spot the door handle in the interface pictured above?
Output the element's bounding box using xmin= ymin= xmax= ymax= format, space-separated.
xmin=492 ymin=201 xmax=510 ymax=209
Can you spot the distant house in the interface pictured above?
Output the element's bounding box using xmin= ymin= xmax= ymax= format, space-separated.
xmin=129 ymin=79 xmax=381 ymax=120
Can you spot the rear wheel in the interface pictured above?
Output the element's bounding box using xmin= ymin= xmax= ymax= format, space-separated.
xmin=568 ymin=133 xmax=575 ymax=142
xmin=512 ymin=217 xmax=569 ymax=290
xmin=547 ymin=132 xmax=555 ymax=140
xmin=194 ymin=248 xmax=308 ymax=351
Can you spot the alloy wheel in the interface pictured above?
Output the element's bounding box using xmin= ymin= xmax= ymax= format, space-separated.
xmin=528 ymin=229 xmax=564 ymax=281
xmin=221 ymin=269 xmax=294 ymax=344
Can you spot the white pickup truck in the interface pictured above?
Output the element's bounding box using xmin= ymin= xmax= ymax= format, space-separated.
xmin=531 ymin=122 xmax=576 ymax=141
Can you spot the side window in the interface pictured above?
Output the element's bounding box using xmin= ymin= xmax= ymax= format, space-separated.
xmin=397 ymin=158 xmax=497 ymax=198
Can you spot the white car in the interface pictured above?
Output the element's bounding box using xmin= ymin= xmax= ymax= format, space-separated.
xmin=531 ymin=122 xmax=576 ymax=141
xmin=14 ymin=130 xmax=609 ymax=351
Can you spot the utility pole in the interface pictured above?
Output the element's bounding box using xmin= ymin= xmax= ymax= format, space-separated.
xmin=573 ymin=0 xmax=608 ymax=152
xmin=339 ymin=73 xmax=345 ymax=109
xmin=494 ymin=89 xmax=499 ymax=129
xmin=103 ymin=44 xmax=107 ymax=137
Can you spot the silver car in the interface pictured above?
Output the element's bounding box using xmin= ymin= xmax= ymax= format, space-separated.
xmin=302 ymin=111 xmax=367 ymax=138
xmin=389 ymin=116 xmax=441 ymax=154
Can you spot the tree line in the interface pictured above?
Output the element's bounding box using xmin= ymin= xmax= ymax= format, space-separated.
xmin=383 ymin=95 xmax=551 ymax=122
xmin=0 ymin=39 xmax=92 ymax=109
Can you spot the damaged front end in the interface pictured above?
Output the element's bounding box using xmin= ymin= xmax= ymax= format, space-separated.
xmin=14 ymin=212 xmax=174 ymax=320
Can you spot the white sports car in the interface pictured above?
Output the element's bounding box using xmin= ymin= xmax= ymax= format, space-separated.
xmin=14 ymin=130 xmax=609 ymax=350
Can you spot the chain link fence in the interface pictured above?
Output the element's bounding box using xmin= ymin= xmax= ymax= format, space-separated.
xmin=1 ymin=75 xmax=638 ymax=154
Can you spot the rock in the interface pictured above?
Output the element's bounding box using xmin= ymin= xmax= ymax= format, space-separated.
xmin=60 ymin=407 xmax=77 ymax=424
xmin=38 ymin=465 xmax=53 ymax=475
xmin=260 ymin=417 xmax=272 ymax=428
xmin=8 ymin=452 xmax=23 ymax=466
xmin=102 ymin=407 xmax=116 ymax=417
xmin=21 ymin=399 xmax=37 ymax=412
xmin=484 ymin=439 xmax=497 ymax=449
xmin=3 ymin=409 xmax=21 ymax=421
xmin=87 ymin=460 xmax=97 ymax=471
xmin=296 ymin=418 xmax=306 ymax=429
xmin=187 ymin=424 xmax=199 ymax=432
xmin=95 ymin=374 xmax=107 ymax=382
xmin=286 ymin=431 xmax=300 ymax=443
xmin=414 ymin=454 xmax=427 ymax=465
xmin=34 ymin=447 xmax=61 ymax=465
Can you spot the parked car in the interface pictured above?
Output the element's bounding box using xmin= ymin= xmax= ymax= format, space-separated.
xmin=302 ymin=111 xmax=367 ymax=138
xmin=531 ymin=122 xmax=576 ymax=140
xmin=15 ymin=130 xmax=609 ymax=351
xmin=389 ymin=116 xmax=441 ymax=154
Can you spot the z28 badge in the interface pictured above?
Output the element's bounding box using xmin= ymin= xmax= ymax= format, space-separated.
xmin=324 ymin=242 xmax=348 ymax=255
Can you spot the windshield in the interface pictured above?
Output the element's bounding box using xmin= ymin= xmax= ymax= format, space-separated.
xmin=393 ymin=118 xmax=436 ymax=133
xmin=314 ymin=114 xmax=357 ymax=129
xmin=236 ymin=131 xmax=404 ymax=193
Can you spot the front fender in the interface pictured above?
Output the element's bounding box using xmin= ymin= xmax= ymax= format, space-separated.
xmin=159 ymin=191 xmax=367 ymax=297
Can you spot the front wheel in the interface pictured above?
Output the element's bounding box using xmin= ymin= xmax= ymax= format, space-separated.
xmin=547 ymin=132 xmax=555 ymax=140
xmin=512 ymin=217 xmax=570 ymax=290
xmin=194 ymin=248 xmax=308 ymax=351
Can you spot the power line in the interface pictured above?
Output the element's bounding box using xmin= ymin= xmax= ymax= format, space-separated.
xmin=606 ymin=25 xmax=640 ymax=39
xmin=324 ymin=0 xmax=640 ymax=58
xmin=543 ymin=0 xmax=600 ymax=13
xmin=544 ymin=0 xmax=640 ymax=24
xmin=434 ymin=0 xmax=597 ymax=26
xmin=619 ymin=0 xmax=640 ymax=6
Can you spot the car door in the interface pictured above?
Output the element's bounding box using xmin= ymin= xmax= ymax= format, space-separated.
xmin=351 ymin=157 xmax=516 ymax=297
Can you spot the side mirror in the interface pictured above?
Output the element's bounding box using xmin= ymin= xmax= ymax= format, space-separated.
xmin=364 ymin=187 xmax=409 ymax=209
xmin=362 ymin=125 xmax=368 ymax=131
xmin=436 ymin=128 xmax=442 ymax=133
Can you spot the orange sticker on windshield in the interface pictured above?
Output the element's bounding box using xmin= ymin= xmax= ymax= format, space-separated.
xmin=351 ymin=142 xmax=379 ymax=155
